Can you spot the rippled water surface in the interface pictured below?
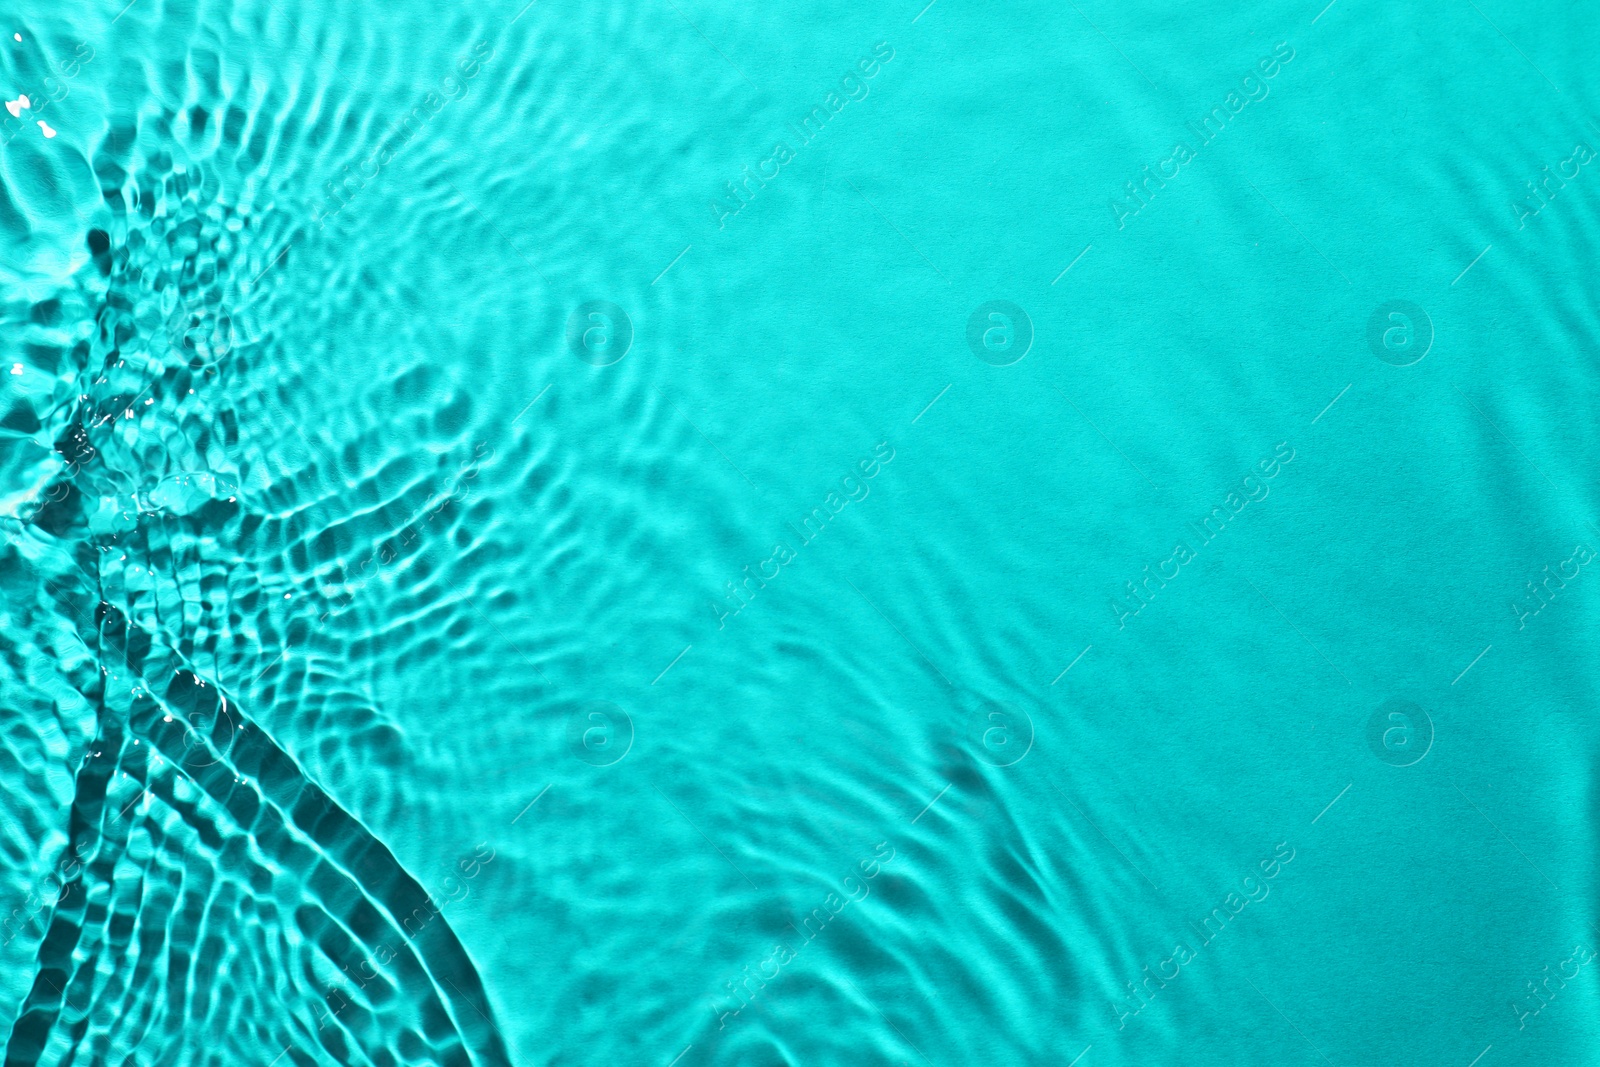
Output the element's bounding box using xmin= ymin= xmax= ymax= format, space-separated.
xmin=3 ymin=1 xmax=1600 ymax=1065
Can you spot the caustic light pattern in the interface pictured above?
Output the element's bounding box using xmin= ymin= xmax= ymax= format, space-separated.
xmin=3 ymin=2 xmax=1600 ymax=1067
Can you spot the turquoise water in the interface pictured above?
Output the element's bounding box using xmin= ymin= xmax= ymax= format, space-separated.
xmin=2 ymin=0 xmax=1599 ymax=1064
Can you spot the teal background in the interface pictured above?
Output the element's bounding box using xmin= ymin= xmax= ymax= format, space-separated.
xmin=2 ymin=0 xmax=1599 ymax=1064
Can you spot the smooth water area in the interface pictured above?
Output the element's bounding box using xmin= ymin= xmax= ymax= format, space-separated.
xmin=2 ymin=1 xmax=1598 ymax=1064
